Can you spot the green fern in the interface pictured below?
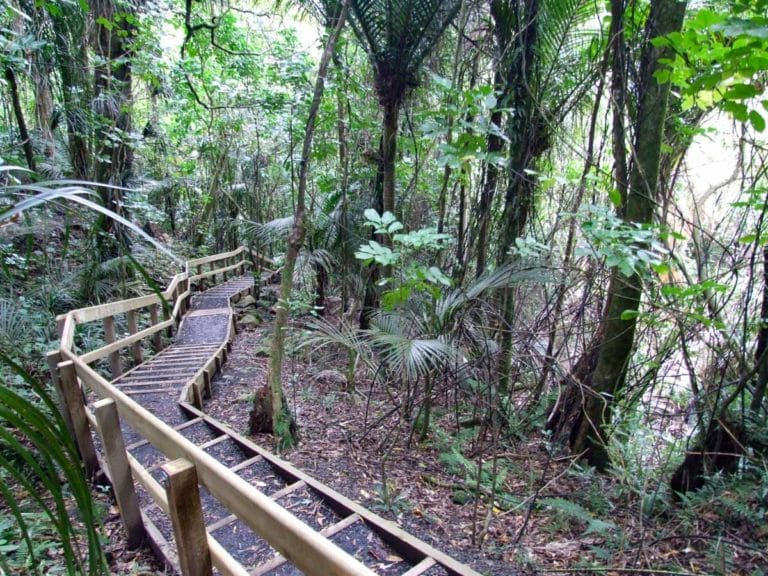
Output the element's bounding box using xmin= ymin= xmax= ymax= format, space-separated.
xmin=539 ymin=497 xmax=617 ymax=536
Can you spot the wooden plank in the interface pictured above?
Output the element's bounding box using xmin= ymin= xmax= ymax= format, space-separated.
xmin=126 ymin=310 xmax=142 ymax=364
xmin=231 ymin=455 xmax=263 ymax=473
xmin=189 ymin=261 xmax=244 ymax=283
xmin=47 ymin=350 xmax=75 ymax=439
xmin=186 ymin=308 xmax=232 ymax=318
xmin=251 ymin=515 xmax=362 ymax=576
xmin=127 ymin=364 xmax=206 ymax=372
xmin=171 ymin=290 xmax=191 ymax=322
xmin=58 ymin=360 xmax=99 ymax=480
xmin=245 ymin=248 xmax=275 ymax=267
xmin=117 ymin=379 xmax=190 ymax=387
xmin=81 ymin=320 xmax=174 ymax=365
xmin=94 ymin=399 xmax=145 ymax=548
xmin=66 ymin=351 xmax=377 ymax=576
xmin=124 ymin=388 xmax=180 ymax=395
xmin=131 ymin=457 xmax=252 ymax=576
xmin=197 ymin=435 xmax=230 ymax=450
xmin=400 ymin=558 xmax=437 ymax=576
xmin=269 ymin=481 xmax=307 ymax=501
xmin=72 ymin=294 xmax=161 ymax=324
xmin=163 ymin=459 xmax=212 ymax=576
xmin=60 ymin=314 xmax=75 ymax=352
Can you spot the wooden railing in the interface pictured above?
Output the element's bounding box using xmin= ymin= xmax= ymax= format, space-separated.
xmin=48 ymin=247 xmax=376 ymax=576
xmin=187 ymin=246 xmax=274 ymax=291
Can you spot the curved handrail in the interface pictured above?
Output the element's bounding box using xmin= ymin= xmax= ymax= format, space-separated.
xmin=49 ymin=246 xmax=375 ymax=576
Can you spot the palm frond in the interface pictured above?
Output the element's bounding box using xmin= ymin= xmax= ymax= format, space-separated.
xmin=244 ymin=216 xmax=295 ymax=244
xmin=307 ymin=248 xmax=338 ymax=273
xmin=434 ymin=263 xmax=555 ymax=331
xmin=0 ymin=352 xmax=108 ymax=575
xmin=301 ymin=316 xmax=375 ymax=371
xmin=349 ymin=0 xmax=461 ymax=101
xmin=368 ymin=311 xmax=455 ymax=381
xmin=535 ymin=0 xmax=603 ymax=106
xmin=1 ymin=183 xmax=182 ymax=264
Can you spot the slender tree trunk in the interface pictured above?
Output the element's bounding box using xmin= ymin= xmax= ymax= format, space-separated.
xmin=332 ymin=50 xmax=351 ymax=311
xmin=382 ymin=102 xmax=399 ymax=217
xmin=569 ymin=0 xmax=688 ymax=469
xmin=475 ymin=105 xmax=504 ymax=278
xmin=268 ymin=0 xmax=350 ymax=450
xmin=611 ymin=0 xmax=629 ymax=210
xmin=751 ymin=245 xmax=768 ymax=415
xmin=5 ymin=67 xmax=36 ymax=172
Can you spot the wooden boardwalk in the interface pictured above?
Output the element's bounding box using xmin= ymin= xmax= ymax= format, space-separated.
xmin=49 ymin=248 xmax=481 ymax=576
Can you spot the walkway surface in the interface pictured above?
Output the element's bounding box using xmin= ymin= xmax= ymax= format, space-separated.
xmin=100 ymin=276 xmax=477 ymax=576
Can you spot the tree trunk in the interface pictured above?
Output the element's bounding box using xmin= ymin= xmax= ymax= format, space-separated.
xmin=382 ymin=101 xmax=399 ymax=217
xmin=49 ymin=6 xmax=90 ymax=180
xmin=92 ymin=0 xmax=135 ymax=253
xmin=267 ymin=0 xmax=350 ymax=450
xmin=611 ymin=0 xmax=629 ymax=210
xmin=751 ymin=245 xmax=768 ymax=415
xmin=475 ymin=106 xmax=503 ymax=279
xmin=569 ymin=0 xmax=688 ymax=469
xmin=5 ymin=66 xmax=36 ymax=172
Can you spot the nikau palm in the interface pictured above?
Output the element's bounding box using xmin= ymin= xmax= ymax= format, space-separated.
xmin=348 ymin=0 xmax=461 ymax=215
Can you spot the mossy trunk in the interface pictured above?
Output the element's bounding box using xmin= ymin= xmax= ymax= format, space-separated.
xmin=266 ymin=0 xmax=350 ymax=451
xmin=569 ymin=0 xmax=688 ymax=469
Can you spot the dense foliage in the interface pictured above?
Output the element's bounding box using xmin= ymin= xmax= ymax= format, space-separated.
xmin=1 ymin=0 xmax=767 ymax=572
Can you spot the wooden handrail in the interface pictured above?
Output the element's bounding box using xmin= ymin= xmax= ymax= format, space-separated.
xmin=188 ymin=260 xmax=244 ymax=283
xmin=56 ymin=247 xmax=258 ymax=356
xmin=61 ymin=349 xmax=376 ymax=576
xmin=47 ymin=246 xmax=382 ymax=576
xmin=186 ymin=246 xmax=245 ymax=269
xmin=79 ymin=320 xmax=174 ymax=365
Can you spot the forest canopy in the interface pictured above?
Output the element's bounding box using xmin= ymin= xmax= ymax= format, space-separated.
xmin=1 ymin=0 xmax=767 ymax=573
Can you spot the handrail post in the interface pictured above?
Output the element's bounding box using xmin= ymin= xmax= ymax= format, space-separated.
xmin=103 ymin=315 xmax=122 ymax=378
xmin=94 ymin=398 xmax=145 ymax=548
xmin=47 ymin=350 xmax=76 ymax=438
xmin=181 ymin=277 xmax=189 ymax=315
xmin=126 ymin=310 xmax=142 ymax=364
xmin=163 ymin=459 xmax=212 ymax=576
xmin=58 ymin=360 xmax=99 ymax=480
xmin=149 ymin=303 xmax=164 ymax=351
xmin=163 ymin=297 xmax=173 ymax=338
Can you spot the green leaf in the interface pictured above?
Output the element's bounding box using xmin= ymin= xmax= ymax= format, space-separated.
xmin=621 ymin=309 xmax=640 ymax=320
xmin=749 ymin=109 xmax=766 ymax=131
xmin=608 ymin=187 xmax=623 ymax=208
xmin=724 ymin=83 xmax=759 ymax=100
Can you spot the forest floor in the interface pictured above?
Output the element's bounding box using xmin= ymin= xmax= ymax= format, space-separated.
xmin=199 ymin=294 xmax=768 ymax=576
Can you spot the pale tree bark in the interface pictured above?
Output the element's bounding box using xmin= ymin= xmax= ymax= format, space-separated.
xmin=569 ymin=0 xmax=688 ymax=469
xmin=267 ymin=0 xmax=351 ymax=450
